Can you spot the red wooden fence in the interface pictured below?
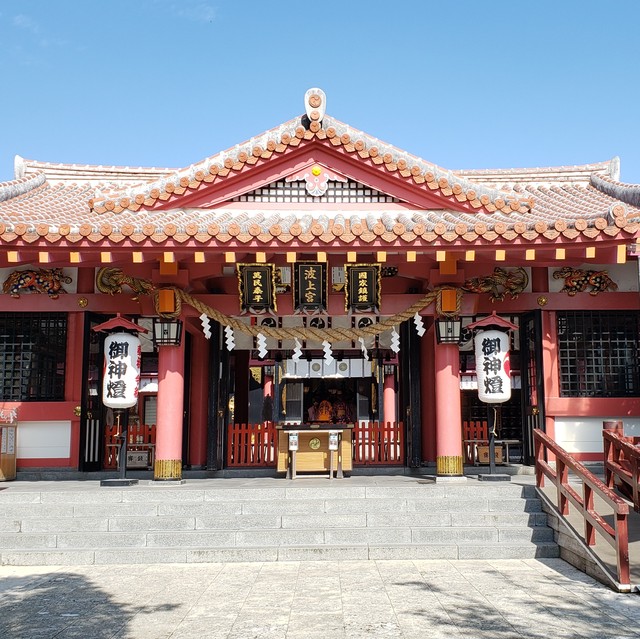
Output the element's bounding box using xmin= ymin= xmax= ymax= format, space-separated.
xmin=352 ymin=421 xmax=404 ymax=465
xmin=103 ymin=423 xmax=156 ymax=470
xmin=226 ymin=422 xmax=278 ymax=467
xmin=225 ymin=421 xmax=405 ymax=468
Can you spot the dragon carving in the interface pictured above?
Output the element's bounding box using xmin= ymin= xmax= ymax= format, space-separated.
xmin=553 ymin=267 xmax=618 ymax=296
xmin=462 ymin=267 xmax=529 ymax=302
xmin=2 ymin=268 xmax=72 ymax=299
xmin=96 ymin=267 xmax=155 ymax=300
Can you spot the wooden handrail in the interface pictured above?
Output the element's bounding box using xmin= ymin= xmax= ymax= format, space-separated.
xmin=534 ymin=429 xmax=630 ymax=587
xmin=604 ymin=430 xmax=640 ymax=512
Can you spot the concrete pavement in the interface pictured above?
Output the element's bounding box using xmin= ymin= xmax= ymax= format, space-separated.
xmin=2 ymin=558 xmax=640 ymax=638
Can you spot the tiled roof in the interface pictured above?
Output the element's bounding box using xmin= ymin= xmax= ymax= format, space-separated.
xmin=16 ymin=155 xmax=174 ymax=189
xmin=1 ymin=101 xmax=638 ymax=248
xmin=80 ymin=114 xmax=538 ymax=216
xmin=590 ymin=172 xmax=640 ymax=210
xmin=455 ymin=158 xmax=617 ymax=188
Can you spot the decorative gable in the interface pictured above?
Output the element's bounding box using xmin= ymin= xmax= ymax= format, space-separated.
xmin=232 ymin=178 xmax=400 ymax=204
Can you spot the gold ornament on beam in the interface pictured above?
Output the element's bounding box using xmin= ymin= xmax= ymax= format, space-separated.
xmin=461 ymin=267 xmax=528 ymax=302
xmin=552 ymin=267 xmax=618 ymax=296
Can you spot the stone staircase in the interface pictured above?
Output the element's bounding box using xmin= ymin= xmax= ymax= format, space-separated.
xmin=0 ymin=477 xmax=558 ymax=565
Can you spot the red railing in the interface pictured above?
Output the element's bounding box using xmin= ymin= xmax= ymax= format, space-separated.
xmin=534 ymin=429 xmax=630 ymax=587
xmin=604 ymin=430 xmax=640 ymax=512
xmin=353 ymin=421 xmax=404 ymax=465
xmin=226 ymin=422 xmax=278 ymax=467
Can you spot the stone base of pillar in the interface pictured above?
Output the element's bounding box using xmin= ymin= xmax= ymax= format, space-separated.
xmin=154 ymin=459 xmax=183 ymax=481
xmin=436 ymin=455 xmax=463 ymax=476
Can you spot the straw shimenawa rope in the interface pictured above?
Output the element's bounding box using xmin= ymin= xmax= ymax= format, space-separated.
xmin=152 ymin=285 xmax=462 ymax=344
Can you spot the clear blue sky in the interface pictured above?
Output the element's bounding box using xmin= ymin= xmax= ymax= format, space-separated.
xmin=2 ymin=0 xmax=639 ymax=184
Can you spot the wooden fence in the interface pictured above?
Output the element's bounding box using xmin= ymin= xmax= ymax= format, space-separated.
xmin=226 ymin=422 xmax=278 ymax=467
xmin=103 ymin=423 xmax=156 ymax=470
xmin=352 ymin=421 xmax=404 ymax=465
xmin=225 ymin=421 xmax=405 ymax=468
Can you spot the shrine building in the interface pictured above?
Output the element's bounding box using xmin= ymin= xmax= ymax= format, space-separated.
xmin=1 ymin=88 xmax=639 ymax=480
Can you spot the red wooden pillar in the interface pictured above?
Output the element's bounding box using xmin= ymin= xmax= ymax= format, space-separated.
xmin=264 ymin=374 xmax=274 ymax=402
xmin=421 ymin=324 xmax=436 ymax=463
xmin=65 ymin=312 xmax=84 ymax=469
xmin=188 ymin=336 xmax=209 ymax=468
xmin=383 ymin=371 xmax=395 ymax=425
xmin=435 ymin=341 xmax=463 ymax=476
xmin=154 ymin=340 xmax=185 ymax=481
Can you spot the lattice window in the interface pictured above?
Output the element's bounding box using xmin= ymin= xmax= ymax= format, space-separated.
xmin=0 ymin=313 xmax=68 ymax=401
xmin=557 ymin=311 xmax=640 ymax=397
xmin=233 ymin=180 xmax=399 ymax=203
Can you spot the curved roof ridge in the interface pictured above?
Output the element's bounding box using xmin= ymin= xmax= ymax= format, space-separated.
xmin=17 ymin=155 xmax=176 ymax=188
xmin=88 ymin=112 xmax=531 ymax=214
xmin=455 ymin=158 xmax=618 ymax=187
xmin=591 ymin=172 xmax=640 ymax=209
xmin=0 ymin=171 xmax=47 ymax=203
xmin=90 ymin=114 xmax=306 ymax=206
xmin=320 ymin=116 xmax=524 ymax=204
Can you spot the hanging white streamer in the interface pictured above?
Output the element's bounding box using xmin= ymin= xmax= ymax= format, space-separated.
xmin=256 ymin=332 xmax=268 ymax=359
xmin=199 ymin=313 xmax=212 ymax=340
xmin=413 ymin=312 xmax=425 ymax=337
xmin=224 ymin=325 xmax=235 ymax=351
xmin=359 ymin=337 xmax=369 ymax=361
xmin=390 ymin=327 xmax=400 ymax=354
xmin=292 ymin=338 xmax=302 ymax=361
xmin=322 ymin=340 xmax=334 ymax=364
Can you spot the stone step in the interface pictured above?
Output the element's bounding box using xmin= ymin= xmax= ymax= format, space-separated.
xmin=0 ymin=524 xmax=554 ymax=547
xmin=0 ymin=541 xmax=560 ymax=566
xmin=0 ymin=499 xmax=542 ymax=526
xmin=0 ymin=479 xmax=557 ymax=565
xmin=0 ymin=482 xmax=540 ymax=504
xmin=2 ymin=509 xmax=548 ymax=530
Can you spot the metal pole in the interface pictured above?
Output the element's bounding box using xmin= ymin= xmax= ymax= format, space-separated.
xmin=488 ymin=406 xmax=496 ymax=475
xmin=117 ymin=410 xmax=128 ymax=480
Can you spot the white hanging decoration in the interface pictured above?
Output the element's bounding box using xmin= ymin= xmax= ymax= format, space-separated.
xmin=390 ymin=327 xmax=400 ymax=354
xmin=224 ymin=326 xmax=235 ymax=351
xmin=322 ymin=339 xmax=334 ymax=364
xmin=292 ymin=338 xmax=302 ymax=361
xmin=256 ymin=332 xmax=268 ymax=359
xmin=474 ymin=329 xmax=511 ymax=403
xmin=102 ymin=333 xmax=141 ymax=409
xmin=199 ymin=313 xmax=211 ymax=340
xmin=413 ymin=312 xmax=425 ymax=337
xmin=359 ymin=337 xmax=369 ymax=361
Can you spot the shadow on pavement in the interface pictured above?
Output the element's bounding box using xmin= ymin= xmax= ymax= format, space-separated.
xmin=0 ymin=571 xmax=180 ymax=639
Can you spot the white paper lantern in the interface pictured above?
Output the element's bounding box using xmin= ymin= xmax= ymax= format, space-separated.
xmin=102 ymin=333 xmax=141 ymax=409
xmin=474 ymin=329 xmax=511 ymax=403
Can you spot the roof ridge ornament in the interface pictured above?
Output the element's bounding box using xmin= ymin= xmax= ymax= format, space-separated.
xmin=304 ymin=88 xmax=326 ymax=129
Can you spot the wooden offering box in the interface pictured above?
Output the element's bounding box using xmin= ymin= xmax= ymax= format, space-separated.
xmin=277 ymin=424 xmax=353 ymax=475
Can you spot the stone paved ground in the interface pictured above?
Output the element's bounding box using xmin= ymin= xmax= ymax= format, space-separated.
xmin=2 ymin=559 xmax=640 ymax=639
